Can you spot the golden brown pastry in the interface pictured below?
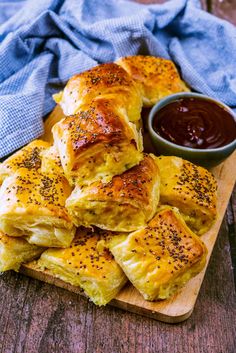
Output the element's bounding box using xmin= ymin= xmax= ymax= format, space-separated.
xmin=156 ymin=156 xmax=217 ymax=235
xmin=108 ymin=207 xmax=207 ymax=301
xmin=0 ymin=168 xmax=76 ymax=248
xmin=0 ymin=231 xmax=44 ymax=272
xmin=0 ymin=138 xmax=76 ymax=247
xmin=0 ymin=140 xmax=50 ymax=183
xmin=66 ymin=154 xmax=160 ymax=231
xmin=52 ymin=98 xmax=143 ymax=186
xmin=41 ymin=145 xmax=64 ymax=176
xmin=116 ymin=55 xmax=189 ymax=107
xmin=42 ymin=105 xmax=66 ymax=144
xmin=54 ymin=62 xmax=142 ymax=123
xmin=37 ymin=227 xmax=127 ymax=306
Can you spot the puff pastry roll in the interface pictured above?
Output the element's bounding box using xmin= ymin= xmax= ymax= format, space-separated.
xmin=0 ymin=168 xmax=76 ymax=247
xmin=54 ymin=62 xmax=142 ymax=123
xmin=52 ymin=98 xmax=143 ymax=186
xmin=108 ymin=207 xmax=207 ymax=301
xmin=156 ymin=156 xmax=217 ymax=235
xmin=0 ymin=140 xmax=50 ymax=183
xmin=116 ymin=55 xmax=189 ymax=107
xmin=0 ymin=231 xmax=44 ymax=272
xmin=38 ymin=228 xmax=127 ymax=306
xmin=66 ymin=154 xmax=160 ymax=232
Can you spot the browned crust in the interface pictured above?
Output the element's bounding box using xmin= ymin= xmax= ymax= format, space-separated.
xmin=117 ymin=55 xmax=181 ymax=83
xmin=156 ymin=156 xmax=217 ymax=217
xmin=54 ymin=98 xmax=136 ymax=156
xmin=116 ymin=55 xmax=189 ymax=106
xmin=60 ymin=62 xmax=143 ymax=122
xmin=82 ymin=154 xmax=158 ymax=206
xmin=67 ymin=62 xmax=137 ymax=96
xmin=0 ymin=140 xmax=50 ymax=176
xmin=1 ymin=169 xmax=72 ymax=223
xmin=148 ymin=209 xmax=205 ymax=266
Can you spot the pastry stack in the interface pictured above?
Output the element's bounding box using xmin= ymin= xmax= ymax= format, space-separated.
xmin=0 ymin=56 xmax=217 ymax=306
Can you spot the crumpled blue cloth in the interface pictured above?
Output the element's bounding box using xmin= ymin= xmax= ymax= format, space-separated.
xmin=0 ymin=0 xmax=236 ymax=158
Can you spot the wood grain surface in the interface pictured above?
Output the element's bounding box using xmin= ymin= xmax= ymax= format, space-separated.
xmin=0 ymin=1 xmax=235 ymax=352
xmin=209 ymin=0 xmax=236 ymax=25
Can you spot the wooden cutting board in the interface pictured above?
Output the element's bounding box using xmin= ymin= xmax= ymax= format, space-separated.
xmin=20 ymin=106 xmax=236 ymax=323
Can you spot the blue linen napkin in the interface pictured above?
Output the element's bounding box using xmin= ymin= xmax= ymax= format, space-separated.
xmin=0 ymin=0 xmax=236 ymax=158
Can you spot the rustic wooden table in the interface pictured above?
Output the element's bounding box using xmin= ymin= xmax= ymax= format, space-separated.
xmin=0 ymin=1 xmax=235 ymax=353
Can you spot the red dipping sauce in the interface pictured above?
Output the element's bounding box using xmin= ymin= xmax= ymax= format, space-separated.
xmin=153 ymin=97 xmax=236 ymax=149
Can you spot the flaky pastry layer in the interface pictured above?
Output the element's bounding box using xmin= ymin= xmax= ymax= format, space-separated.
xmin=0 ymin=169 xmax=75 ymax=247
xmin=108 ymin=207 xmax=207 ymax=300
xmin=52 ymin=98 xmax=143 ymax=185
xmin=156 ymin=156 xmax=217 ymax=235
xmin=54 ymin=62 xmax=142 ymax=122
xmin=66 ymin=154 xmax=160 ymax=231
xmin=0 ymin=140 xmax=50 ymax=184
xmin=116 ymin=55 xmax=189 ymax=107
xmin=37 ymin=228 xmax=127 ymax=306
xmin=0 ymin=231 xmax=44 ymax=272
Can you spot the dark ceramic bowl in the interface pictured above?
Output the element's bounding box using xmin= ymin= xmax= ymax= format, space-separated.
xmin=147 ymin=92 xmax=236 ymax=167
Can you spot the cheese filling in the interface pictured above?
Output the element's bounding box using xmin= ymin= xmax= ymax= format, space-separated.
xmin=67 ymin=200 xmax=147 ymax=232
xmin=69 ymin=144 xmax=143 ymax=186
xmin=0 ymin=219 xmax=75 ymax=247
